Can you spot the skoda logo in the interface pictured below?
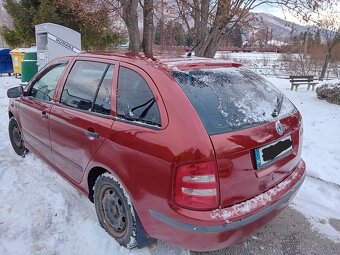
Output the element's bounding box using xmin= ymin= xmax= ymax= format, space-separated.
xmin=276 ymin=120 xmax=284 ymax=135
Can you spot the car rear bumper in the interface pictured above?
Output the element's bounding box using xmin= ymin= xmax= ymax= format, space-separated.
xmin=149 ymin=159 xmax=306 ymax=251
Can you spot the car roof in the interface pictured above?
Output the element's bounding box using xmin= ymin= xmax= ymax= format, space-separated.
xmin=77 ymin=52 xmax=242 ymax=71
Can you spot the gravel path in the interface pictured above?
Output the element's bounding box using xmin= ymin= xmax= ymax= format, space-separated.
xmin=189 ymin=207 xmax=340 ymax=255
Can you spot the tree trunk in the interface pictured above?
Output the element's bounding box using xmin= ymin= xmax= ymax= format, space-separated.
xmin=191 ymin=0 xmax=210 ymax=48
xmin=200 ymin=0 xmax=209 ymax=40
xmin=160 ymin=0 xmax=164 ymax=48
xmin=120 ymin=0 xmax=140 ymax=53
xmin=319 ymin=51 xmax=331 ymax=81
xmin=204 ymin=31 xmax=223 ymax=58
xmin=192 ymin=1 xmax=200 ymax=45
xmin=143 ymin=0 xmax=153 ymax=56
xmin=194 ymin=0 xmax=228 ymax=58
xmin=195 ymin=25 xmax=221 ymax=57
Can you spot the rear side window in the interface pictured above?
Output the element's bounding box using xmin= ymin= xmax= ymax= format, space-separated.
xmin=117 ymin=67 xmax=161 ymax=127
xmin=172 ymin=67 xmax=296 ymax=135
xmin=61 ymin=61 xmax=113 ymax=114
xmin=30 ymin=63 xmax=67 ymax=102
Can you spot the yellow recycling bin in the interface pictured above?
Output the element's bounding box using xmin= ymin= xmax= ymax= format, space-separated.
xmin=10 ymin=48 xmax=27 ymax=77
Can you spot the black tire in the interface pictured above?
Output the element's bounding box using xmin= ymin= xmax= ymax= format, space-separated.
xmin=94 ymin=173 xmax=137 ymax=248
xmin=8 ymin=117 xmax=27 ymax=156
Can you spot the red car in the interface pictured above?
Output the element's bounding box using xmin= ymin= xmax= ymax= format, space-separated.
xmin=7 ymin=53 xmax=305 ymax=252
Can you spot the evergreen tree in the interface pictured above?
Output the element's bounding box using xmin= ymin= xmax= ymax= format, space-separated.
xmin=154 ymin=22 xmax=160 ymax=45
xmin=0 ymin=27 xmax=21 ymax=48
xmin=231 ymin=26 xmax=243 ymax=47
xmin=1 ymin=0 xmax=121 ymax=49
xmin=3 ymin=0 xmax=38 ymax=46
xmin=314 ymin=29 xmax=321 ymax=45
xmin=299 ymin=32 xmax=306 ymax=43
xmin=185 ymin=31 xmax=193 ymax=47
xmin=307 ymin=31 xmax=314 ymax=45
xmin=174 ymin=22 xmax=185 ymax=46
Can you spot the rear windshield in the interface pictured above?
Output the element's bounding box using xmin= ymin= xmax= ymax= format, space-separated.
xmin=172 ymin=67 xmax=296 ymax=135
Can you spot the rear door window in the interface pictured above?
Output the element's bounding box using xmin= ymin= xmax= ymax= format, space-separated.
xmin=117 ymin=67 xmax=161 ymax=127
xmin=93 ymin=65 xmax=114 ymax=115
xmin=60 ymin=61 xmax=113 ymax=114
xmin=172 ymin=67 xmax=296 ymax=135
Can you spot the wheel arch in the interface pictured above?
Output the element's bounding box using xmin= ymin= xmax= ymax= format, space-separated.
xmin=87 ymin=166 xmax=108 ymax=202
xmin=8 ymin=111 xmax=14 ymax=119
xmin=86 ymin=165 xmax=156 ymax=248
xmin=86 ymin=166 xmax=133 ymax=205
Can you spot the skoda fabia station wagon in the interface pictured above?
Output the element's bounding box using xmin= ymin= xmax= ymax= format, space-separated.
xmin=7 ymin=53 xmax=305 ymax=252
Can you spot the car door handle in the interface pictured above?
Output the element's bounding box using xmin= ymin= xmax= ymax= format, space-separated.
xmin=41 ymin=111 xmax=48 ymax=120
xmin=85 ymin=129 xmax=99 ymax=139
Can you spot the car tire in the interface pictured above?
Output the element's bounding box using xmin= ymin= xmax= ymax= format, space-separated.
xmin=94 ymin=173 xmax=137 ymax=248
xmin=8 ymin=117 xmax=27 ymax=156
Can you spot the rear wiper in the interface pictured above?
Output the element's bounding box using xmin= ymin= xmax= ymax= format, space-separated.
xmin=272 ymin=93 xmax=284 ymax=118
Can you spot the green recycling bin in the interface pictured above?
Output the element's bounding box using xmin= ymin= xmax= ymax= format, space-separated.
xmin=21 ymin=51 xmax=38 ymax=85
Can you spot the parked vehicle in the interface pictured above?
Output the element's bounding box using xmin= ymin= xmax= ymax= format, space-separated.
xmin=7 ymin=53 xmax=306 ymax=251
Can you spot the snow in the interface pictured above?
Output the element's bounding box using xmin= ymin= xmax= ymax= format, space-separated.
xmin=211 ymin=168 xmax=303 ymax=222
xmin=0 ymin=76 xmax=151 ymax=255
xmin=268 ymin=77 xmax=340 ymax=187
xmin=0 ymin=70 xmax=340 ymax=254
xmin=161 ymin=56 xmax=229 ymax=68
xmin=267 ymin=40 xmax=287 ymax=46
xmin=215 ymin=51 xmax=283 ymax=62
xmin=267 ymin=77 xmax=340 ymax=242
xmin=173 ymin=67 xmax=296 ymax=131
xmin=101 ymin=172 xmax=137 ymax=249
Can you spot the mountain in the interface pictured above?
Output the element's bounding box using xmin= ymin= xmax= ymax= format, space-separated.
xmin=246 ymin=12 xmax=312 ymax=43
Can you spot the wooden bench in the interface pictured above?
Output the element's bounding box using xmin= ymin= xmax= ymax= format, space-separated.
xmin=290 ymin=75 xmax=318 ymax=91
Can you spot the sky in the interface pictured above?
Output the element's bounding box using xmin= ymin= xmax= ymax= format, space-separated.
xmin=254 ymin=2 xmax=340 ymax=26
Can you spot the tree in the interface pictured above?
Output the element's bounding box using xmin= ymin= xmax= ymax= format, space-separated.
xmin=60 ymin=0 xmax=154 ymax=55
xmin=2 ymin=0 xmax=38 ymax=46
xmin=0 ymin=27 xmax=21 ymax=48
xmin=317 ymin=13 xmax=340 ymax=80
xmin=175 ymin=0 xmax=333 ymax=58
xmin=1 ymin=0 xmax=121 ymax=49
xmin=314 ymin=29 xmax=321 ymax=45
xmin=302 ymin=30 xmax=314 ymax=53
xmin=155 ymin=20 xmax=185 ymax=46
xmin=185 ymin=29 xmax=194 ymax=46
xmin=117 ymin=0 xmax=141 ymax=53
xmin=48 ymin=0 xmax=333 ymax=57
xmin=143 ymin=0 xmax=154 ymax=56
xmin=231 ymin=26 xmax=243 ymax=48
xmin=154 ymin=22 xmax=161 ymax=45
xmin=174 ymin=22 xmax=185 ymax=46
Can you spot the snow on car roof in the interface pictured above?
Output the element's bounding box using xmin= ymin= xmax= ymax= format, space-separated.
xmin=85 ymin=52 xmax=242 ymax=71
xmin=155 ymin=56 xmax=242 ymax=70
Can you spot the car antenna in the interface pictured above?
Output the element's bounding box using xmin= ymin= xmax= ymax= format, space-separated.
xmin=186 ymin=34 xmax=209 ymax=57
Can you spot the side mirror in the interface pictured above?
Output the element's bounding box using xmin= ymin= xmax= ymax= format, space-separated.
xmin=7 ymin=86 xmax=24 ymax=98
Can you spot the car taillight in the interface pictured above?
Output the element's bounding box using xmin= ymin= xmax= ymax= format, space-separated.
xmin=174 ymin=161 xmax=219 ymax=210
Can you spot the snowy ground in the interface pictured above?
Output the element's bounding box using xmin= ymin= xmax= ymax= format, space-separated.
xmin=0 ymin=74 xmax=339 ymax=255
xmin=216 ymin=51 xmax=340 ymax=79
xmin=216 ymin=51 xmax=291 ymax=77
xmin=266 ymin=77 xmax=340 ymax=241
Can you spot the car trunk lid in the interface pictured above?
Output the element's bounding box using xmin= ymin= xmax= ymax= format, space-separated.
xmin=211 ymin=112 xmax=302 ymax=208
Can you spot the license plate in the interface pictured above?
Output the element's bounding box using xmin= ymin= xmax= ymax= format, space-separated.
xmin=254 ymin=135 xmax=293 ymax=169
